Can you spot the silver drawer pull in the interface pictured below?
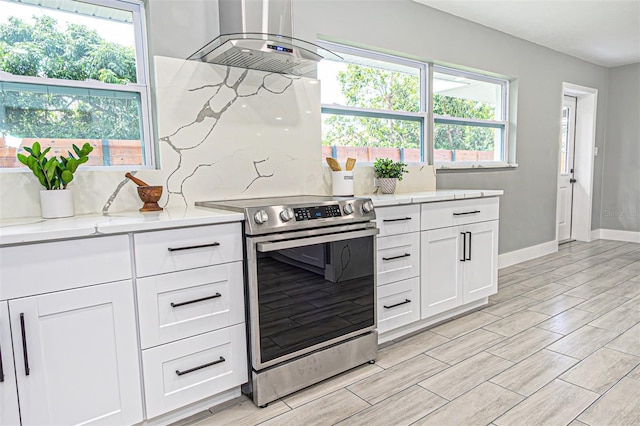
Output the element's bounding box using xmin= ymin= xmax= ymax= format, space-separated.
xmin=453 ymin=210 xmax=480 ymax=216
xmin=383 ymin=217 xmax=412 ymax=222
xmin=167 ymin=242 xmax=220 ymax=252
xmin=170 ymin=293 xmax=222 ymax=308
xmin=382 ymin=253 xmax=411 ymax=261
xmin=175 ymin=356 xmax=225 ymax=376
xmin=384 ymin=299 xmax=411 ymax=309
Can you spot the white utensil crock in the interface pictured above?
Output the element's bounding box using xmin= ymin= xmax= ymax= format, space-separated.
xmin=332 ymin=171 xmax=354 ymax=196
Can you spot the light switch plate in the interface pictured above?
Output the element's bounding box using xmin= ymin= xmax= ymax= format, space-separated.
xmin=594 ymin=147 xmax=599 ymax=156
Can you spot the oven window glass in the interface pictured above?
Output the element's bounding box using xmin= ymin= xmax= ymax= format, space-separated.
xmin=257 ymin=236 xmax=375 ymax=364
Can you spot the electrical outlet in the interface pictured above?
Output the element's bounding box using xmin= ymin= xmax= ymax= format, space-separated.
xmin=373 ymin=178 xmax=380 ymax=187
xmin=594 ymin=147 xmax=599 ymax=156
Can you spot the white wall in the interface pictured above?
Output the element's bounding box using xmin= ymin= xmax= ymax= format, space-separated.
xmin=291 ymin=0 xmax=609 ymax=253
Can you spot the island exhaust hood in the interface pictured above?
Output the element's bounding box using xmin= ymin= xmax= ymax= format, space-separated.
xmin=187 ymin=0 xmax=341 ymax=76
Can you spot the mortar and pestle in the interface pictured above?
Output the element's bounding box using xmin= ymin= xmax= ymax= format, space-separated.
xmin=125 ymin=173 xmax=164 ymax=212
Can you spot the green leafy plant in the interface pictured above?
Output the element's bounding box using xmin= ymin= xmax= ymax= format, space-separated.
xmin=17 ymin=141 xmax=93 ymax=190
xmin=373 ymin=158 xmax=409 ymax=181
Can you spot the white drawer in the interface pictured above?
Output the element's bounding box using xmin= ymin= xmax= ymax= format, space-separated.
xmin=137 ymin=262 xmax=245 ymax=349
xmin=421 ymin=197 xmax=499 ymax=231
xmin=375 ymin=204 xmax=420 ymax=237
xmin=141 ymin=323 xmax=247 ymax=419
xmin=377 ymin=278 xmax=420 ymax=334
xmin=377 ymin=232 xmax=420 ymax=286
xmin=134 ymin=223 xmax=242 ymax=277
xmin=0 ymin=235 xmax=131 ymax=300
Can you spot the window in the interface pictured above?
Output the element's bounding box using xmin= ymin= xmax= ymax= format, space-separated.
xmin=318 ymin=44 xmax=426 ymax=163
xmin=0 ymin=0 xmax=153 ymax=169
xmin=433 ymin=67 xmax=508 ymax=165
xmin=318 ymin=42 xmax=510 ymax=167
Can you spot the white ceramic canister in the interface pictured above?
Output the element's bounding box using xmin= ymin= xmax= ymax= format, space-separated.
xmin=332 ymin=171 xmax=354 ymax=196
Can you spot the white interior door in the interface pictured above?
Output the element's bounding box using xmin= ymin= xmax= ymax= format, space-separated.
xmin=558 ymin=95 xmax=577 ymax=242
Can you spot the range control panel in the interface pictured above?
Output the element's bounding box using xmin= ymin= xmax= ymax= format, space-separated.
xmin=294 ymin=204 xmax=342 ymax=221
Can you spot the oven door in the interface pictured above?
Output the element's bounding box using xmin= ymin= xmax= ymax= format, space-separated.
xmin=246 ymin=225 xmax=378 ymax=370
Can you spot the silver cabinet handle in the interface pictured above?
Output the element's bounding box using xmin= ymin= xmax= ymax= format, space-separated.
xmin=257 ymin=228 xmax=379 ymax=252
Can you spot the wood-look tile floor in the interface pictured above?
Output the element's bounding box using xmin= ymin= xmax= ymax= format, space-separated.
xmin=188 ymin=240 xmax=640 ymax=426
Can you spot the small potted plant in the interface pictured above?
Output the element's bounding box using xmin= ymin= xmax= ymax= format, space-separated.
xmin=373 ymin=158 xmax=408 ymax=194
xmin=17 ymin=141 xmax=93 ymax=218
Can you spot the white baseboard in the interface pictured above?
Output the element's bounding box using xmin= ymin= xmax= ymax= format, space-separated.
xmin=498 ymin=240 xmax=558 ymax=269
xmin=591 ymin=229 xmax=640 ymax=243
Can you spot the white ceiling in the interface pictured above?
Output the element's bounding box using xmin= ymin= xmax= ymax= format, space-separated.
xmin=413 ymin=0 xmax=640 ymax=67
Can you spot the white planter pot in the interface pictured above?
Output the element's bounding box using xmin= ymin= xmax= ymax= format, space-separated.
xmin=40 ymin=189 xmax=74 ymax=219
xmin=378 ymin=178 xmax=398 ymax=194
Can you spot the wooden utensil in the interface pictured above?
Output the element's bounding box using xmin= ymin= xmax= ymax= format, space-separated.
xmin=326 ymin=157 xmax=342 ymax=171
xmin=345 ymin=157 xmax=356 ymax=171
xmin=125 ymin=172 xmax=150 ymax=187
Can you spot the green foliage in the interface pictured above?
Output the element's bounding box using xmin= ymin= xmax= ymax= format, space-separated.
xmin=0 ymin=15 xmax=140 ymax=141
xmin=324 ymin=65 xmax=420 ymax=150
xmin=373 ymin=158 xmax=408 ymax=181
xmin=17 ymin=141 xmax=93 ymax=190
xmin=322 ymin=64 xmax=497 ymax=153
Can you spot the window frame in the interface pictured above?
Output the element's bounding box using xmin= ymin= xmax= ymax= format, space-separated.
xmin=432 ymin=65 xmax=510 ymax=167
xmin=318 ymin=42 xmax=512 ymax=168
xmin=318 ymin=41 xmax=429 ymax=163
xmin=0 ymin=0 xmax=155 ymax=171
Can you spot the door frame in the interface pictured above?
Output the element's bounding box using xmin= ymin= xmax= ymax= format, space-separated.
xmin=558 ymin=83 xmax=598 ymax=243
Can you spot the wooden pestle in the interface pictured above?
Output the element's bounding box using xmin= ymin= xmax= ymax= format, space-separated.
xmin=125 ymin=172 xmax=151 ymax=187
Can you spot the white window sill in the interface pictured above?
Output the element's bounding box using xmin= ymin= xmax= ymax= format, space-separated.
xmin=435 ymin=162 xmax=518 ymax=170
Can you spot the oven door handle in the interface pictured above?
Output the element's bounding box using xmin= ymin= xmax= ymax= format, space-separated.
xmin=257 ymin=228 xmax=379 ymax=252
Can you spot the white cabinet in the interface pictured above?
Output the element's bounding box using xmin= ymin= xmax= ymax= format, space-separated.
xmin=141 ymin=324 xmax=247 ymax=419
xmin=0 ymin=235 xmax=142 ymax=426
xmin=421 ymin=199 xmax=499 ymax=318
xmin=137 ymin=262 xmax=245 ymax=349
xmin=375 ymin=205 xmax=421 ymax=333
xmin=7 ymin=281 xmax=143 ymax=426
xmin=421 ymin=226 xmax=464 ymax=316
xmin=463 ymin=221 xmax=499 ymax=302
xmin=134 ymin=223 xmax=246 ymax=419
xmin=1 ymin=303 xmax=20 ymax=426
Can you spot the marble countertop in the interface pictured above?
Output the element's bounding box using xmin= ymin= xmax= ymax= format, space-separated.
xmin=368 ymin=189 xmax=504 ymax=207
xmin=0 ymin=190 xmax=503 ymax=246
xmin=0 ymin=207 xmax=245 ymax=246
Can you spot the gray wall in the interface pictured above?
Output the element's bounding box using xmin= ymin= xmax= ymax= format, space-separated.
xmin=143 ymin=0 xmax=612 ymax=254
xmin=600 ymin=63 xmax=640 ymax=232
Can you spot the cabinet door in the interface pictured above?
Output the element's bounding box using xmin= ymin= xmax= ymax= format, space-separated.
xmin=463 ymin=220 xmax=499 ymax=302
xmin=421 ymin=227 xmax=464 ymax=318
xmin=0 ymin=303 xmax=20 ymax=426
xmin=10 ymin=281 xmax=143 ymax=426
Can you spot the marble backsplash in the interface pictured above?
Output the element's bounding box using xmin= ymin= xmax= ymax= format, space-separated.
xmin=0 ymin=56 xmax=435 ymax=220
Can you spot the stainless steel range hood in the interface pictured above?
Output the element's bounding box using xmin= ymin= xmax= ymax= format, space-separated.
xmin=187 ymin=0 xmax=341 ymax=76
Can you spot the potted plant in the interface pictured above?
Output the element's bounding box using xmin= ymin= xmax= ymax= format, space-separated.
xmin=17 ymin=141 xmax=93 ymax=218
xmin=373 ymin=158 xmax=408 ymax=194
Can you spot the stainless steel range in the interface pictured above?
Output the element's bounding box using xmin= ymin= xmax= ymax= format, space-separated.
xmin=196 ymin=196 xmax=378 ymax=407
